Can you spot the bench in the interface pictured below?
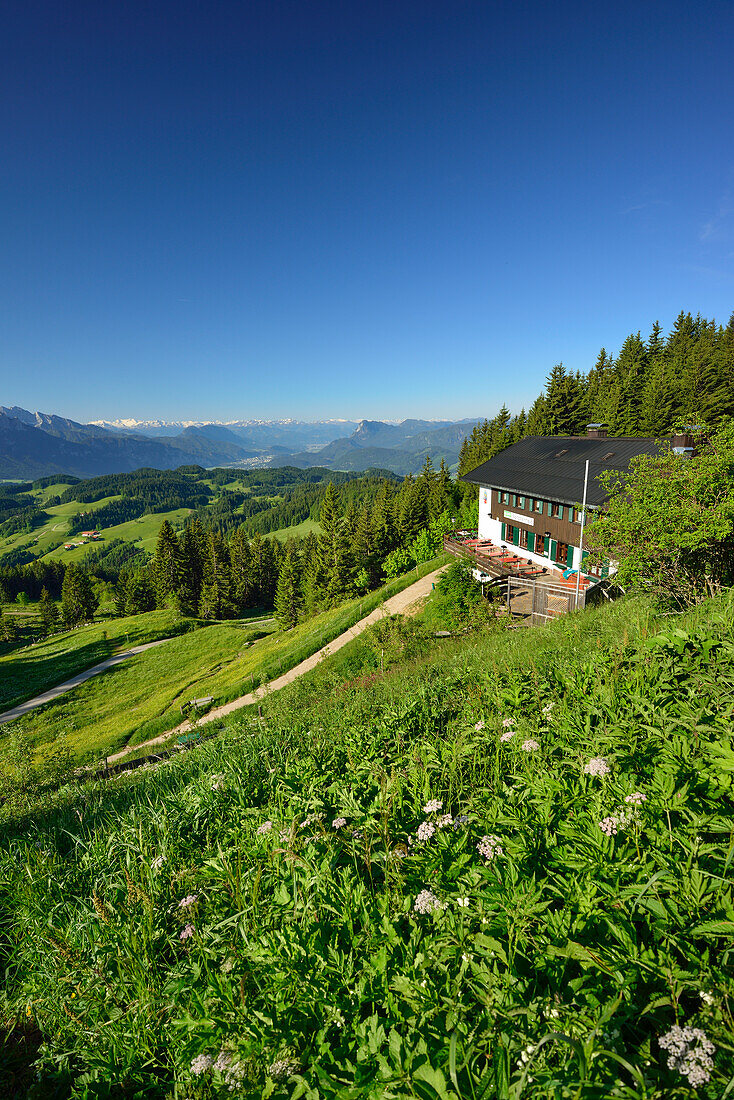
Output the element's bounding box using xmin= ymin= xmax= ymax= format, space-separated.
xmin=179 ymin=695 xmax=215 ymax=715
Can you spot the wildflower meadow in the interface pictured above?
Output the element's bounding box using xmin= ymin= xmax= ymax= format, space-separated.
xmin=1 ymin=592 xmax=734 ymax=1097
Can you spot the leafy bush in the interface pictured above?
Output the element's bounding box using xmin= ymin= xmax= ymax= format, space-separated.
xmin=432 ymin=558 xmax=496 ymax=630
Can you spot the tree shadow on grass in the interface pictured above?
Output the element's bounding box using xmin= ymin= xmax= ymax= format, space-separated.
xmin=0 ymin=638 xmax=115 ymax=713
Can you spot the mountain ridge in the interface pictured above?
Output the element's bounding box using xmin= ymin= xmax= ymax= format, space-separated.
xmin=0 ymin=406 xmax=483 ymax=479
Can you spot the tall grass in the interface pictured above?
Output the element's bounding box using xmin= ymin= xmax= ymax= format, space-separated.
xmin=1 ymin=591 xmax=733 ymax=1097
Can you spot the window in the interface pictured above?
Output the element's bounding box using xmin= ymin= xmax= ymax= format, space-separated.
xmin=550 ymin=502 xmax=560 ymax=518
xmin=518 ymin=495 xmax=525 ymax=509
xmin=555 ymin=541 xmax=571 ymax=565
xmin=602 ymin=451 xmax=616 ymax=460
xmin=535 ymin=499 xmax=544 ymax=514
xmin=555 ymin=448 xmax=569 ymax=457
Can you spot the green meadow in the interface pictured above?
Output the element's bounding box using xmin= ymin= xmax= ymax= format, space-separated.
xmin=2 ymin=590 xmax=732 ymax=1097
xmin=266 ymin=516 xmax=322 ymax=541
xmin=0 ymin=610 xmax=207 ymax=712
xmin=0 ymin=557 xmax=447 ymax=764
xmin=40 ymin=506 xmax=194 ymax=563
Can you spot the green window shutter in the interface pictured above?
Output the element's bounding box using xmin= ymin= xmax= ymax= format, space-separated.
xmin=550 ymin=539 xmax=557 ymax=561
xmin=500 ymin=522 xmax=506 ymax=540
xmin=558 ymin=504 xmax=564 ymax=520
xmin=513 ymin=526 xmax=520 ymax=546
xmin=566 ymin=545 xmax=573 ymax=566
xmin=527 ymin=532 xmax=535 ymax=552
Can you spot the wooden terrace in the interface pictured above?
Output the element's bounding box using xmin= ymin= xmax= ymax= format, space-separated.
xmin=443 ymin=532 xmax=597 ymax=622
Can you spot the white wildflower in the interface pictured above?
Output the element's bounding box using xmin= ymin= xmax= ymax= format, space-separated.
xmin=437 ymin=814 xmax=454 ymax=828
xmin=151 ymin=854 xmax=165 ymax=871
xmin=180 ymin=923 xmax=195 ymax=941
xmin=477 ymin=834 xmax=504 ymax=861
xmin=502 ymin=717 xmax=515 ymax=728
xmin=456 ymin=896 xmax=470 ymax=908
xmin=474 ymin=720 xmax=485 ymax=731
xmin=584 ymin=757 xmax=610 ymax=777
xmin=222 ymin=1056 xmax=246 ymax=1091
xmin=190 ymin=1053 xmax=213 ymax=1075
xmin=214 ymin=1050 xmax=233 ymax=1073
xmin=542 ymin=702 xmax=555 ymax=716
xmin=413 ymin=889 xmax=444 ymax=915
xmin=500 ymin=730 xmax=515 ymax=743
xmin=699 ymin=990 xmax=715 ymax=1006
xmin=257 ymin=820 xmax=273 ymax=835
xmin=332 ymin=817 xmax=347 ymax=829
xmin=178 ymin=893 xmax=198 ymax=909
xmin=268 ymin=1057 xmax=301 ymax=1081
xmin=521 ymin=739 xmax=539 ymax=752
xmin=416 ymin=821 xmax=436 ymax=844
xmin=624 ymin=791 xmax=646 ymax=805
xmin=423 ymin=799 xmax=443 ymax=814
xmin=599 ymin=815 xmax=620 ymax=837
xmin=659 ymin=1025 xmax=715 ymax=1087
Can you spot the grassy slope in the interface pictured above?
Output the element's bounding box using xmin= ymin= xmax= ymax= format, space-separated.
xmin=0 ymin=558 xmax=447 ymax=763
xmin=0 ymin=610 xmax=206 ymax=712
xmin=0 ymin=621 xmax=275 ymax=760
xmin=0 ymin=494 xmax=120 ymax=559
xmin=266 ymin=517 xmax=323 ymax=541
xmin=40 ymin=506 xmax=193 ymax=562
xmin=3 ymin=593 xmax=733 ymax=1097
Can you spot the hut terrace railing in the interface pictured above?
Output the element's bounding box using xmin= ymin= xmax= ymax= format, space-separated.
xmin=443 ymin=532 xmax=596 ymax=620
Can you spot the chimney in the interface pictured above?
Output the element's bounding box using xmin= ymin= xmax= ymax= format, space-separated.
xmin=672 ymin=426 xmax=698 ymax=459
xmin=586 ymin=423 xmax=608 ymax=439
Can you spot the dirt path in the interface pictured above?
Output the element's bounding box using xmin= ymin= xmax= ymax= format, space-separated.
xmin=107 ymin=565 xmax=447 ymax=763
xmin=0 ymin=640 xmax=168 ymax=725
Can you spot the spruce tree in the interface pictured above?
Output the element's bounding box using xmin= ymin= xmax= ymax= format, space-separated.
xmin=0 ymin=605 xmax=18 ymax=643
xmin=61 ymin=563 xmax=98 ymax=627
xmin=397 ymin=477 xmax=427 ymax=544
xmin=38 ymin=587 xmax=59 ymax=635
xmin=432 ymin=459 xmax=452 ymax=518
xmin=152 ymin=520 xmax=184 ymax=607
xmin=371 ymin=483 xmax=396 ymax=559
xmin=199 ymin=532 xmax=232 ymax=619
xmin=229 ymin=528 xmax=252 ymax=611
xmin=124 ymin=571 xmax=156 ymax=614
xmin=274 ymin=540 xmax=302 ymax=628
xmin=178 ymin=525 xmax=203 ymax=613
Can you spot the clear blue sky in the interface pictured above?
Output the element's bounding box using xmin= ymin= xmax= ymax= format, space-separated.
xmin=2 ymin=0 xmax=733 ymax=423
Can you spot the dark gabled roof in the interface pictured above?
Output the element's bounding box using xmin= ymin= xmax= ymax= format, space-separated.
xmin=461 ymin=435 xmax=667 ymax=508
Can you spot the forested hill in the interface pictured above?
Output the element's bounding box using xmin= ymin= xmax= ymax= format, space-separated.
xmin=459 ymin=310 xmax=734 ymax=473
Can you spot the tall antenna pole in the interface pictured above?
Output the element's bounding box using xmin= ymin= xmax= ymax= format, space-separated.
xmin=575 ymin=459 xmax=590 ymax=610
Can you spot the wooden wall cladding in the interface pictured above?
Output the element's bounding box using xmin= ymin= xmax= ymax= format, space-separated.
xmin=490 ymin=490 xmax=584 ymax=546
